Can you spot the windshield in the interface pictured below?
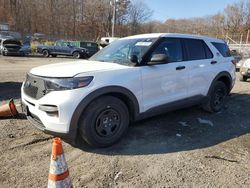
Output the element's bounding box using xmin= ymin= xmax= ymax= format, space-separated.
xmin=90 ymin=38 xmax=157 ymax=65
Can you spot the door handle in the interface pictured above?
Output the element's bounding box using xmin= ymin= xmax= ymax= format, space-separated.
xmin=211 ymin=61 xmax=217 ymax=64
xmin=176 ymin=66 xmax=185 ymax=70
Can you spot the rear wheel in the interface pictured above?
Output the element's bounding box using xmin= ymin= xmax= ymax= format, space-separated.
xmin=203 ymin=81 xmax=228 ymax=113
xmin=239 ymin=75 xmax=248 ymax=82
xmin=79 ymin=96 xmax=129 ymax=147
xmin=42 ymin=50 xmax=49 ymax=57
xmin=73 ymin=51 xmax=80 ymax=59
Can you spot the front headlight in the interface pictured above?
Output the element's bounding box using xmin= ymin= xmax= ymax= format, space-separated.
xmin=44 ymin=76 xmax=93 ymax=91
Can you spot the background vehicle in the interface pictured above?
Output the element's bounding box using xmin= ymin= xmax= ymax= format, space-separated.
xmin=80 ymin=41 xmax=99 ymax=57
xmin=0 ymin=38 xmax=24 ymax=56
xmin=236 ymin=58 xmax=247 ymax=71
xmin=19 ymin=43 xmax=31 ymax=56
xmin=22 ymin=33 xmax=235 ymax=148
xmin=239 ymin=58 xmax=250 ymax=81
xmin=100 ymin=37 xmax=119 ymax=49
xmin=230 ymin=49 xmax=243 ymax=71
xmin=37 ymin=40 xmax=89 ymax=59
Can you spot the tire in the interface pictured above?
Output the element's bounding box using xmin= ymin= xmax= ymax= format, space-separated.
xmin=42 ymin=50 xmax=50 ymax=57
xmin=73 ymin=51 xmax=80 ymax=59
xmin=239 ymin=75 xmax=248 ymax=82
xmin=51 ymin=54 xmax=57 ymax=57
xmin=79 ymin=96 xmax=129 ymax=147
xmin=202 ymin=81 xmax=228 ymax=113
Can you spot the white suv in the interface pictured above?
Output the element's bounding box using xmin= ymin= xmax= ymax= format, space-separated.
xmin=21 ymin=33 xmax=236 ymax=147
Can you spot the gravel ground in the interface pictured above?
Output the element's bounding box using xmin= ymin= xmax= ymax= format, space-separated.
xmin=0 ymin=56 xmax=249 ymax=188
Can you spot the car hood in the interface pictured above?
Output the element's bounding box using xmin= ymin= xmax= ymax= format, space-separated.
xmin=242 ymin=58 xmax=250 ymax=68
xmin=30 ymin=60 xmax=130 ymax=77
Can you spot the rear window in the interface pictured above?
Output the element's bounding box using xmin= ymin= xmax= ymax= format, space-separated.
xmin=212 ymin=42 xmax=231 ymax=57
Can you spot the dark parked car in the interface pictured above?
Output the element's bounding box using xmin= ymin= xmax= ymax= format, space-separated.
xmin=37 ymin=41 xmax=89 ymax=59
xmin=80 ymin=41 xmax=99 ymax=57
xmin=19 ymin=43 xmax=31 ymax=55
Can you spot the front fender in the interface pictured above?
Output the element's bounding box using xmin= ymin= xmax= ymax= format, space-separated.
xmin=68 ymin=86 xmax=140 ymax=142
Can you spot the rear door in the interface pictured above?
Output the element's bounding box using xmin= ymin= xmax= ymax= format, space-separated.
xmin=141 ymin=38 xmax=189 ymax=111
xmin=183 ymin=38 xmax=216 ymax=97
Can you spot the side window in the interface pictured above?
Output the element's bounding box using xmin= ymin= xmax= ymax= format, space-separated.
xmin=56 ymin=42 xmax=63 ymax=46
xmin=204 ymin=43 xmax=213 ymax=59
xmin=211 ymin=42 xmax=231 ymax=57
xmin=60 ymin=42 xmax=68 ymax=47
xmin=185 ymin=39 xmax=208 ymax=60
xmin=151 ymin=38 xmax=183 ymax=62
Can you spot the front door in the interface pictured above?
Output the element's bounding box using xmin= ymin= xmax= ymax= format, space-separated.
xmin=141 ymin=38 xmax=189 ymax=112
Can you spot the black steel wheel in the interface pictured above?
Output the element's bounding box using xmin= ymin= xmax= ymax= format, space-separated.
xmin=203 ymin=81 xmax=228 ymax=113
xmin=42 ymin=50 xmax=50 ymax=57
xmin=79 ymin=96 xmax=129 ymax=147
xmin=73 ymin=51 xmax=80 ymax=59
xmin=95 ymin=108 xmax=121 ymax=138
xmin=239 ymin=75 xmax=248 ymax=82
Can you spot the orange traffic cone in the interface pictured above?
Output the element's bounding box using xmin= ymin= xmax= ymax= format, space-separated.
xmin=48 ymin=137 xmax=73 ymax=188
xmin=0 ymin=99 xmax=18 ymax=118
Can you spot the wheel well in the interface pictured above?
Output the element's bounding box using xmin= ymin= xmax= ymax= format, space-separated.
xmin=72 ymin=51 xmax=80 ymax=54
xmin=217 ymin=76 xmax=231 ymax=93
xmin=69 ymin=86 xmax=140 ymax=143
xmin=42 ymin=49 xmax=49 ymax=52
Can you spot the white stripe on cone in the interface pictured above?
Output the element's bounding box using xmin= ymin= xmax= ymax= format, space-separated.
xmin=49 ymin=154 xmax=68 ymax=175
xmin=48 ymin=176 xmax=72 ymax=188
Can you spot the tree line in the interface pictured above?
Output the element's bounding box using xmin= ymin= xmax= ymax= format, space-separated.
xmin=143 ymin=0 xmax=250 ymax=43
xmin=0 ymin=0 xmax=250 ymax=43
xmin=0 ymin=0 xmax=152 ymax=41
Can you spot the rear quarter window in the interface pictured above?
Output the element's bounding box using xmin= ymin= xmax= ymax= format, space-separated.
xmin=211 ymin=42 xmax=231 ymax=57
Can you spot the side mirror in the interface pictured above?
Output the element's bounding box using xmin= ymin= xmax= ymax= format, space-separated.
xmin=148 ymin=54 xmax=169 ymax=65
xmin=129 ymin=55 xmax=139 ymax=64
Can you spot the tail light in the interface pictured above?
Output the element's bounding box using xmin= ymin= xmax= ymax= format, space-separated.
xmin=231 ymin=60 xmax=237 ymax=66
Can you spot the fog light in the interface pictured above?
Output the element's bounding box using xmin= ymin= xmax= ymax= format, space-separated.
xmin=39 ymin=105 xmax=58 ymax=117
xmin=39 ymin=105 xmax=58 ymax=112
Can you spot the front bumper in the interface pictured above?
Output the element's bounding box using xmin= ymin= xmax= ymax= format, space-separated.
xmin=22 ymin=103 xmax=73 ymax=141
xmin=3 ymin=50 xmax=24 ymax=56
xmin=240 ymin=67 xmax=250 ymax=77
xmin=21 ymin=83 xmax=90 ymax=143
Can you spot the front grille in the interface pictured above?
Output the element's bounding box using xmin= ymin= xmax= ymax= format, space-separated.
xmin=6 ymin=48 xmax=20 ymax=52
xmin=23 ymin=74 xmax=47 ymax=100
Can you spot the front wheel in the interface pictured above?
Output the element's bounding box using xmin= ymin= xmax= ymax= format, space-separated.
xmin=79 ymin=96 xmax=129 ymax=147
xmin=239 ymin=75 xmax=248 ymax=82
xmin=73 ymin=51 xmax=81 ymax=59
xmin=203 ymin=81 xmax=228 ymax=113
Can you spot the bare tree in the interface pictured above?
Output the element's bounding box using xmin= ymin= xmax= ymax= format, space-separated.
xmin=127 ymin=0 xmax=153 ymax=35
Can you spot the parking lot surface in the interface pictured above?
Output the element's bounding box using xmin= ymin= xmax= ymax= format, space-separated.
xmin=0 ymin=56 xmax=249 ymax=187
